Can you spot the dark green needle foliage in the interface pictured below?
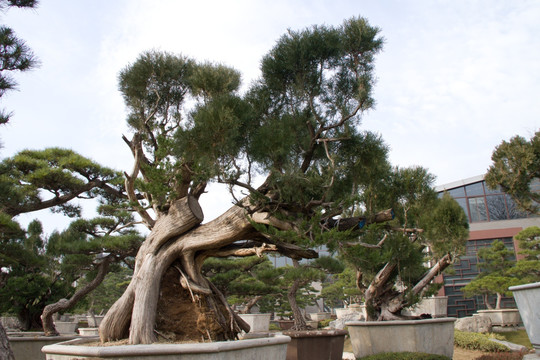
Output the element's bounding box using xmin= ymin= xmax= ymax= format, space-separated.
xmin=0 ymin=0 xmax=38 ymax=124
xmin=0 ymin=148 xmax=123 ymax=217
xmin=486 ymin=131 xmax=540 ymax=215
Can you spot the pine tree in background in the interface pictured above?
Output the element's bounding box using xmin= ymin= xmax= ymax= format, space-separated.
xmin=486 ymin=131 xmax=540 ymax=215
xmin=0 ymin=0 xmax=38 ymax=125
xmin=461 ymin=240 xmax=520 ymax=310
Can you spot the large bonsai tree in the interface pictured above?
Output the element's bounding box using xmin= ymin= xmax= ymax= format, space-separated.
xmin=99 ymin=17 xmax=389 ymax=344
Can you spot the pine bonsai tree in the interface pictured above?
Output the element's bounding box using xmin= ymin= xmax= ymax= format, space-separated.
xmin=98 ymin=17 xmax=393 ymax=344
xmin=461 ymin=240 xmax=520 ymax=310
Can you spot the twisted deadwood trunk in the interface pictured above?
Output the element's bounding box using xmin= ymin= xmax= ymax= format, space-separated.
xmin=100 ymin=197 xmax=256 ymax=344
xmin=365 ymin=253 xmax=453 ymax=321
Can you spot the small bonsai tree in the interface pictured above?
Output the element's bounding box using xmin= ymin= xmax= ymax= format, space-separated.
xmin=461 ymin=239 xmax=520 ymax=310
xmin=509 ymin=226 xmax=540 ymax=284
xmin=282 ymin=256 xmax=344 ymax=330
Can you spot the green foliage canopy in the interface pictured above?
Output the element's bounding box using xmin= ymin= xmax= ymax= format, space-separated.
xmin=486 ymin=131 xmax=540 ymax=215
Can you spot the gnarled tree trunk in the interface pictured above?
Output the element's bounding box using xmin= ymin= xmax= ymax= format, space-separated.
xmin=364 ymin=253 xmax=453 ymax=321
xmin=100 ymin=198 xmax=260 ymax=344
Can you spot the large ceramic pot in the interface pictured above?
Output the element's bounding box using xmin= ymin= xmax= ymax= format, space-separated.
xmin=346 ymin=318 xmax=456 ymax=359
xmin=282 ymin=329 xmax=347 ymax=360
xmin=477 ymin=309 xmax=521 ymax=327
xmin=42 ymin=334 xmax=291 ymax=360
xmin=238 ymin=313 xmax=271 ymax=333
xmin=510 ymin=282 xmax=540 ymax=354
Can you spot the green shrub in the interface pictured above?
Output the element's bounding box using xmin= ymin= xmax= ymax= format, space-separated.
xmin=319 ymin=318 xmax=332 ymax=328
xmin=476 ymin=351 xmax=527 ymax=360
xmin=454 ymin=330 xmax=509 ymax=352
xmin=268 ymin=323 xmax=280 ymax=331
xmin=358 ymin=352 xmax=450 ymax=360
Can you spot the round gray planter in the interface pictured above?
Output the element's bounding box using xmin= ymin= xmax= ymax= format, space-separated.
xmin=346 ymin=318 xmax=456 ymax=359
xmin=41 ymin=334 xmax=291 ymax=359
xmin=510 ymin=281 xmax=540 ymax=354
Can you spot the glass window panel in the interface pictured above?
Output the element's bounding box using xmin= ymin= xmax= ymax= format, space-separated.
xmin=468 ymin=197 xmax=487 ymax=222
xmin=455 ymin=198 xmax=469 ymax=222
xmin=506 ymin=195 xmax=528 ymax=219
xmin=465 ymin=182 xmax=485 ymax=196
xmin=486 ymin=195 xmax=508 ymax=220
xmin=447 ymin=187 xmax=466 ymax=197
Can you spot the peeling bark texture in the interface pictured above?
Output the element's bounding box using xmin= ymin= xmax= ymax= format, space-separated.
xmin=0 ymin=322 xmax=14 ymax=360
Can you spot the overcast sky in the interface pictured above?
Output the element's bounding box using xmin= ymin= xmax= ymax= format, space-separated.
xmin=2 ymin=0 xmax=539 ymax=232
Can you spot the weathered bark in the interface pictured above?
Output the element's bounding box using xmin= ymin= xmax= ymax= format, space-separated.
xmin=42 ymin=258 xmax=111 ymax=336
xmin=100 ymin=200 xmax=255 ymax=344
xmin=287 ymin=279 xmax=308 ymax=330
xmin=287 ymin=259 xmax=310 ymax=331
xmin=365 ymin=253 xmax=454 ymax=321
xmin=0 ymin=322 xmax=14 ymax=360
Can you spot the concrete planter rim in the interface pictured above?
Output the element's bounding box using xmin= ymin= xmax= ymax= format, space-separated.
xmin=509 ymin=281 xmax=540 ymax=292
xmin=346 ymin=317 xmax=456 ymax=327
xmin=282 ymin=329 xmax=348 ymax=338
xmin=42 ymin=334 xmax=291 ymax=357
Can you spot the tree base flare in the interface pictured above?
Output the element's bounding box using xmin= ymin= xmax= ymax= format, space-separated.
xmin=154 ymin=263 xmax=237 ymax=343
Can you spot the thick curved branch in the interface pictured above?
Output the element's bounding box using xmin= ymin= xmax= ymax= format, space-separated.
xmin=124 ymin=135 xmax=155 ymax=229
xmin=42 ymin=257 xmax=112 ymax=336
xmin=325 ymin=208 xmax=394 ymax=231
xmin=249 ymin=212 xmax=296 ymax=231
xmin=5 ymin=179 xmax=110 ymax=217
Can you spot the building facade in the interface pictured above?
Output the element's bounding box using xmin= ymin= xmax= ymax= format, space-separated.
xmin=435 ymin=175 xmax=539 ymax=317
